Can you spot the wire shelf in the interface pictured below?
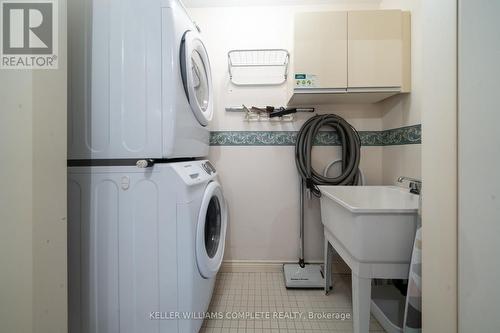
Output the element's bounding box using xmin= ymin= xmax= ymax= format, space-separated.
xmin=228 ymin=49 xmax=289 ymax=86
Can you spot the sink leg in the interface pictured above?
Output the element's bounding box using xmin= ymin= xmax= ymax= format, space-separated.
xmin=352 ymin=273 xmax=371 ymax=333
xmin=324 ymin=239 xmax=333 ymax=295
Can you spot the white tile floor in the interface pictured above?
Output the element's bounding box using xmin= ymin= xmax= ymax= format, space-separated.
xmin=200 ymin=272 xmax=386 ymax=333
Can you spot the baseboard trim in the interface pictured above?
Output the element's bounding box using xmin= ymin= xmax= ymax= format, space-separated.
xmin=220 ymin=259 xmax=349 ymax=273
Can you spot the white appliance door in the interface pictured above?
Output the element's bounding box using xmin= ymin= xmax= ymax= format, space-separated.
xmin=196 ymin=181 xmax=227 ymax=279
xmin=181 ymin=30 xmax=214 ymax=127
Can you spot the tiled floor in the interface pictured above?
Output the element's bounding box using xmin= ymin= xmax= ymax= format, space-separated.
xmin=200 ymin=272 xmax=386 ymax=333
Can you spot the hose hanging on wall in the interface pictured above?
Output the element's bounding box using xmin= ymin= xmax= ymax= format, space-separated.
xmin=295 ymin=114 xmax=361 ymax=197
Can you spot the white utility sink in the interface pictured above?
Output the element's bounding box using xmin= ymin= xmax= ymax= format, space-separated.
xmin=319 ymin=186 xmax=419 ymax=263
xmin=319 ymin=186 xmax=419 ymax=333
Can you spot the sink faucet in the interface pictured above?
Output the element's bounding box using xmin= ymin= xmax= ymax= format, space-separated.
xmin=397 ymin=176 xmax=422 ymax=195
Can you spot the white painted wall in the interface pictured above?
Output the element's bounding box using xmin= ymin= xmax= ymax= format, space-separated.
xmin=212 ymin=146 xmax=383 ymax=261
xmin=188 ymin=0 xmax=421 ymax=262
xmin=0 ymin=1 xmax=67 ymax=332
xmin=421 ymin=0 xmax=458 ymax=331
xmin=379 ymin=0 xmax=422 ymax=184
xmin=185 ymin=0 xmax=381 ymax=7
xmin=458 ymin=1 xmax=500 ymax=331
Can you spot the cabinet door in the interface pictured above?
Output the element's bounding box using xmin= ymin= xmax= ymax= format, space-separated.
xmin=348 ymin=10 xmax=403 ymax=88
xmin=294 ymin=11 xmax=347 ymax=89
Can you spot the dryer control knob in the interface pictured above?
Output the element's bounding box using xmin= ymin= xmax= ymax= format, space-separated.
xmin=202 ymin=163 xmax=212 ymax=175
xmin=136 ymin=159 xmax=154 ymax=168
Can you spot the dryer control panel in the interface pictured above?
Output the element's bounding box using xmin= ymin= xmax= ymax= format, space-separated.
xmin=171 ymin=160 xmax=217 ymax=186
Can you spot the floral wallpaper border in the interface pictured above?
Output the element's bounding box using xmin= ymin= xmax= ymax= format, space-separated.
xmin=210 ymin=124 xmax=421 ymax=146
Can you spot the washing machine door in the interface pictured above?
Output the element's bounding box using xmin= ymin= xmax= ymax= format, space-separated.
xmin=181 ymin=30 xmax=214 ymax=127
xmin=196 ymin=181 xmax=227 ymax=279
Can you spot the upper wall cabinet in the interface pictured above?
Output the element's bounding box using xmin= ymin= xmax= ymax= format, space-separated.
xmin=348 ymin=10 xmax=410 ymax=91
xmin=294 ymin=11 xmax=348 ymax=89
xmin=288 ymin=10 xmax=411 ymax=106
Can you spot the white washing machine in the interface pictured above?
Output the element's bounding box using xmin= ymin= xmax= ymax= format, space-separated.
xmin=68 ymin=161 xmax=227 ymax=333
xmin=68 ymin=0 xmax=214 ymax=160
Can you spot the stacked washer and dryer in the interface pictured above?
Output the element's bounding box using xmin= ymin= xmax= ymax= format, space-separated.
xmin=67 ymin=1 xmax=227 ymax=333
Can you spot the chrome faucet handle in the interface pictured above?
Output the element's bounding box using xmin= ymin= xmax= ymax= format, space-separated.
xmin=397 ymin=176 xmax=422 ymax=195
xmin=397 ymin=176 xmax=421 ymax=184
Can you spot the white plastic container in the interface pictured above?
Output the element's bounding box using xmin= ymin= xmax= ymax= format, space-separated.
xmin=319 ymin=186 xmax=419 ymax=263
xmin=371 ymin=285 xmax=405 ymax=333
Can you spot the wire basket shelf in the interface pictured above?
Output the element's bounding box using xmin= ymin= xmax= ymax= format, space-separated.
xmin=228 ymin=49 xmax=290 ymax=86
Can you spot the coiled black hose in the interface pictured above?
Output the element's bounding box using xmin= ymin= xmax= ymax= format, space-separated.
xmin=295 ymin=114 xmax=361 ymax=197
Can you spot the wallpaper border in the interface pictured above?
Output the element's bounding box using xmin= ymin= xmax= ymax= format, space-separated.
xmin=209 ymin=124 xmax=421 ymax=146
